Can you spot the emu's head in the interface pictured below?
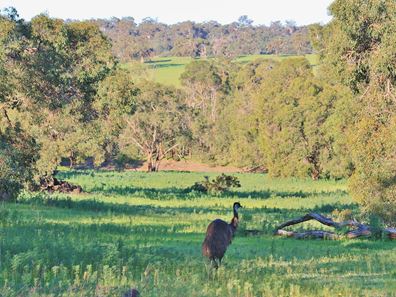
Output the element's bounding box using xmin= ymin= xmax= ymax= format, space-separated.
xmin=231 ymin=202 xmax=242 ymax=230
xmin=233 ymin=202 xmax=242 ymax=212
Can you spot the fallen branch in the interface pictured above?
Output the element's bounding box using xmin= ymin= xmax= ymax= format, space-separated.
xmin=274 ymin=212 xmax=396 ymax=240
xmin=385 ymin=228 xmax=396 ymax=240
xmin=275 ymin=229 xmax=340 ymax=240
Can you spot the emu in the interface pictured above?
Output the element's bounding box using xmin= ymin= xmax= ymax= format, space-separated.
xmin=202 ymin=202 xmax=242 ymax=268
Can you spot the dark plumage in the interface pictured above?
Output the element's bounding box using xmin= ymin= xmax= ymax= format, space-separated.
xmin=123 ymin=288 xmax=139 ymax=297
xmin=202 ymin=202 xmax=242 ymax=267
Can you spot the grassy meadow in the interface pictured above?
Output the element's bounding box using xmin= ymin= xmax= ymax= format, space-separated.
xmin=1 ymin=170 xmax=395 ymax=296
xmin=124 ymin=54 xmax=319 ymax=87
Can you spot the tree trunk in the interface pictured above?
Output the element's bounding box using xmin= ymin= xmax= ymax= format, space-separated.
xmin=154 ymin=157 xmax=161 ymax=172
xmin=274 ymin=212 xmax=396 ymax=240
xmin=311 ymin=169 xmax=320 ymax=180
xmin=147 ymin=160 xmax=157 ymax=172
xmin=147 ymin=155 xmax=159 ymax=172
xmin=69 ymin=155 xmax=74 ymax=169
xmin=147 ymin=153 xmax=154 ymax=172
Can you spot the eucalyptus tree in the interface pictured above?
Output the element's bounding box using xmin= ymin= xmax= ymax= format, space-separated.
xmin=0 ymin=8 xmax=38 ymax=199
xmin=319 ymin=0 xmax=396 ymax=222
xmin=1 ymin=10 xmax=116 ymax=183
xmin=255 ymin=58 xmax=351 ymax=179
xmin=121 ymin=82 xmax=191 ymax=172
xmin=180 ymin=59 xmax=236 ymax=163
xmin=96 ymin=66 xmax=192 ymax=172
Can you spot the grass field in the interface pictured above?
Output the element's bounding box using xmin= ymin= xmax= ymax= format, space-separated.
xmin=124 ymin=54 xmax=319 ymax=87
xmin=1 ymin=170 xmax=395 ymax=296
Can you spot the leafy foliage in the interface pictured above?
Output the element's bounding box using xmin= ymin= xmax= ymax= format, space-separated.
xmin=92 ymin=17 xmax=312 ymax=62
xmin=319 ymin=0 xmax=396 ymax=222
xmin=189 ymin=174 xmax=241 ymax=195
xmin=256 ymin=58 xmax=353 ymax=179
xmin=0 ymin=10 xmax=116 ymax=181
xmin=181 ymin=59 xmax=236 ymax=164
xmin=117 ymin=82 xmax=191 ymax=171
xmin=0 ymin=124 xmax=38 ymax=200
xmin=180 ymin=56 xmax=351 ymax=177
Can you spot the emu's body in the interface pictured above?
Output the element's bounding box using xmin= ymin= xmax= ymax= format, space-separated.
xmin=202 ymin=202 xmax=241 ymax=267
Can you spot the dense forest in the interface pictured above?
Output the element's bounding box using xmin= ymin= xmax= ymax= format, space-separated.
xmin=1 ymin=0 xmax=396 ymax=224
xmin=92 ymin=16 xmax=312 ymax=61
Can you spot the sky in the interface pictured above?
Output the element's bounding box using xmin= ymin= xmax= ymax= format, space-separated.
xmin=0 ymin=0 xmax=334 ymax=25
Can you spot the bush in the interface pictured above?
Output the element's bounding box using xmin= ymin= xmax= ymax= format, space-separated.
xmin=0 ymin=124 xmax=38 ymax=201
xmin=188 ymin=174 xmax=241 ymax=195
xmin=331 ymin=208 xmax=353 ymax=222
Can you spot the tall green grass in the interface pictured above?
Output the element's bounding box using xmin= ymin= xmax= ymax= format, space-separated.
xmin=0 ymin=170 xmax=394 ymax=296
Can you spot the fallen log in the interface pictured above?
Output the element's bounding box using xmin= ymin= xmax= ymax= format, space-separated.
xmin=274 ymin=212 xmax=396 ymax=240
xmin=274 ymin=229 xmax=340 ymax=240
xmin=40 ymin=177 xmax=83 ymax=194
xmin=385 ymin=228 xmax=396 ymax=240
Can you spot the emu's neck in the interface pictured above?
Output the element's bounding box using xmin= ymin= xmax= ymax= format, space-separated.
xmin=229 ymin=206 xmax=239 ymax=234
xmin=233 ymin=207 xmax=239 ymax=219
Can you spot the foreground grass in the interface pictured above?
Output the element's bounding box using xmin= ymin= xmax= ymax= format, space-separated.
xmin=0 ymin=171 xmax=395 ymax=296
xmin=124 ymin=54 xmax=319 ymax=87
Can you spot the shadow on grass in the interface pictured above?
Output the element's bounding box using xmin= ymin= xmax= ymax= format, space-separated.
xmin=57 ymin=170 xmax=96 ymax=178
xmin=1 ymin=221 xmax=203 ymax=274
xmin=90 ymin=185 xmax=209 ymax=199
xmin=17 ymin=194 xmax=219 ymax=216
xmin=87 ymin=184 xmax=348 ymax=201
xmin=311 ymin=202 xmax=359 ymax=213
xmin=89 ymin=185 xmax=281 ymax=200
xmin=147 ymin=63 xmax=185 ymax=69
xmin=16 ymin=192 xmax=357 ymax=221
xmin=145 ymin=59 xmax=172 ymax=64
xmin=233 ymin=190 xmax=305 ymax=199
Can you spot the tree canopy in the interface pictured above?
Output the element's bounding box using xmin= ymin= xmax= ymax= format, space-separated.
xmin=315 ymin=0 xmax=396 ymax=221
xmin=0 ymin=10 xmax=116 ymax=197
xmin=92 ymin=17 xmax=312 ymax=61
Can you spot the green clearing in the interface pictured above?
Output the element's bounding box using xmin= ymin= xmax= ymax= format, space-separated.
xmin=123 ymin=54 xmax=319 ymax=87
xmin=1 ymin=170 xmax=395 ymax=296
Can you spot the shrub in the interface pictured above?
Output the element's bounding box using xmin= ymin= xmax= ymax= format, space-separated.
xmin=0 ymin=124 xmax=39 ymax=201
xmin=331 ymin=208 xmax=353 ymax=222
xmin=188 ymin=174 xmax=241 ymax=195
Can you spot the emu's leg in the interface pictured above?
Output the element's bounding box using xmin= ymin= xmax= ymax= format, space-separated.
xmin=218 ymin=257 xmax=223 ymax=267
xmin=209 ymin=258 xmax=218 ymax=269
xmin=204 ymin=258 xmax=214 ymax=280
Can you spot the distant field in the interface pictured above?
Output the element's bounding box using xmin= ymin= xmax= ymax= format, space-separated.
xmin=1 ymin=170 xmax=395 ymax=296
xmin=124 ymin=54 xmax=319 ymax=87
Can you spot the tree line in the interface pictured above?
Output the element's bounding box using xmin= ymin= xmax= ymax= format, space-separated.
xmin=91 ymin=16 xmax=312 ymax=61
xmin=1 ymin=0 xmax=396 ymax=223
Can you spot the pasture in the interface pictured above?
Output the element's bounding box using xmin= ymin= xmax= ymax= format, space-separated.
xmin=123 ymin=54 xmax=319 ymax=87
xmin=1 ymin=170 xmax=395 ymax=296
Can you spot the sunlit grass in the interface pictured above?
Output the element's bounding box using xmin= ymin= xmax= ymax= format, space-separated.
xmin=0 ymin=170 xmax=394 ymax=296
